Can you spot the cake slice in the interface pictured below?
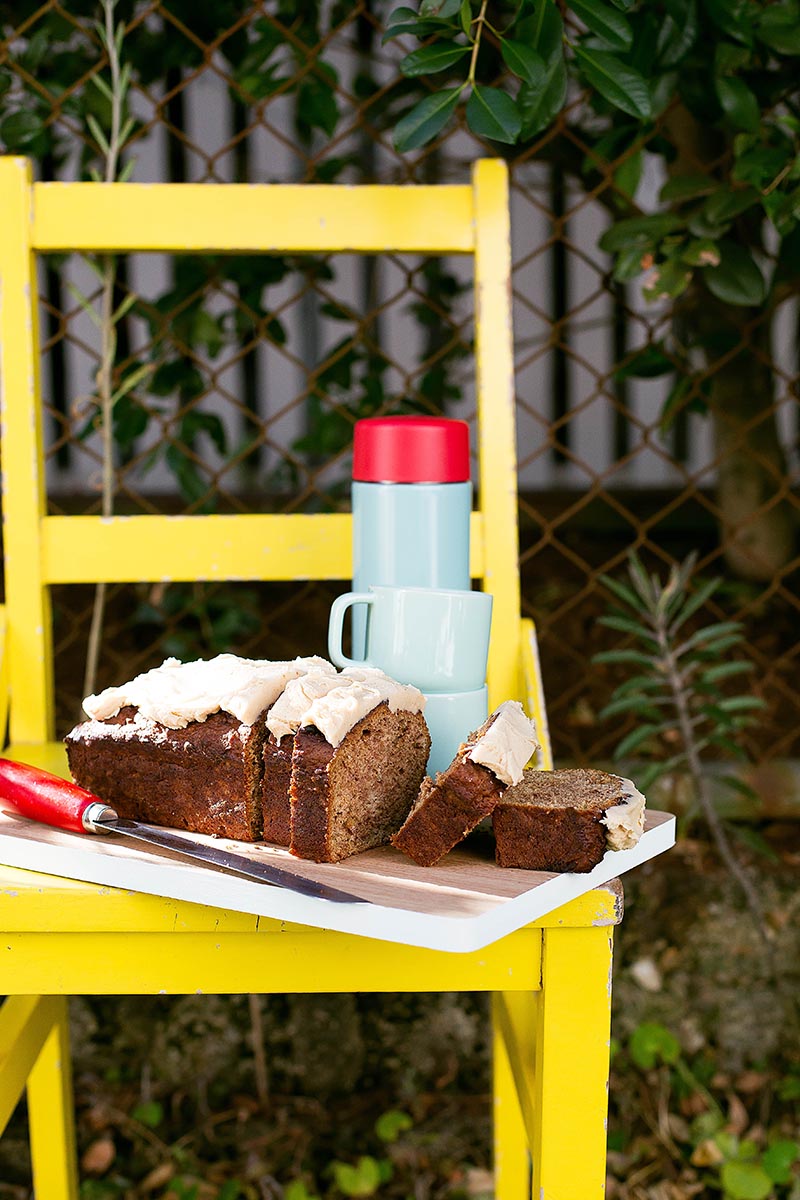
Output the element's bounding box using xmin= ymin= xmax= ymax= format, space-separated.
xmin=492 ymin=768 xmax=646 ymax=873
xmin=289 ymin=675 xmax=431 ymax=863
xmin=262 ymin=668 xmax=345 ymax=845
xmin=66 ymin=654 xmax=333 ymax=843
xmin=391 ymin=701 xmax=539 ymax=868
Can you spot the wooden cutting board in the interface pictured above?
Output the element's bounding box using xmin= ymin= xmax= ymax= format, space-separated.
xmin=0 ymin=806 xmax=675 ymax=953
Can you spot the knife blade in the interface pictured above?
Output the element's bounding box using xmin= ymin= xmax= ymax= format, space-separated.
xmin=0 ymin=758 xmax=364 ymax=905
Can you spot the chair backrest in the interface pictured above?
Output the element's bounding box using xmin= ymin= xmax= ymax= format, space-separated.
xmin=0 ymin=156 xmax=523 ymax=746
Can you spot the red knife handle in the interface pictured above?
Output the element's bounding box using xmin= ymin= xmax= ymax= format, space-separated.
xmin=0 ymin=758 xmax=115 ymax=833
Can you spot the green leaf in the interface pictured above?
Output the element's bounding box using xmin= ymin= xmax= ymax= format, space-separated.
xmin=112 ymin=291 xmax=139 ymax=323
xmin=112 ymin=393 xmax=149 ymax=453
xmin=65 ymin=281 xmax=103 ymax=329
xmin=662 ymin=376 xmax=705 ymax=434
xmin=733 ymin=141 xmax=791 ymax=190
xmin=681 ymin=238 xmax=720 ymax=267
xmin=86 ymin=113 xmax=110 ymax=157
xmin=614 ymin=723 xmax=670 ymax=757
xmin=518 ymin=55 xmax=567 ymax=138
xmin=698 ymin=661 xmax=753 ymax=682
xmin=676 ymin=620 xmax=741 ymax=654
xmin=611 ymin=244 xmax=648 ymax=282
xmin=716 ymin=76 xmax=761 ymax=132
xmin=466 ymin=85 xmax=521 ymax=143
xmin=729 ymin=824 xmax=779 ymax=861
xmin=517 ymin=1 xmax=568 ymax=137
xmin=703 ymin=186 xmax=760 ymax=226
xmin=297 ymin=70 xmax=340 ymax=140
xmin=659 ymin=173 xmax=717 ymax=203
xmin=593 ymin=649 xmax=661 ymax=668
xmin=500 ymin=39 xmax=546 ymax=86
xmin=611 ymin=674 xmax=668 ymax=695
xmin=597 ymin=612 xmax=660 ymax=639
xmin=599 ymin=213 xmax=682 ymax=253
xmin=0 ymin=110 xmax=44 ymax=148
xmin=332 ymin=1158 xmax=383 ymax=1198
xmin=615 ymin=344 xmax=675 ymax=380
xmin=719 ymin=1161 xmax=773 ymax=1200
xmin=716 ymin=41 xmax=751 ymax=72
xmin=393 ymin=86 xmax=462 ymax=150
xmin=181 ymin=409 xmax=227 ymax=455
xmin=629 ymin=1023 xmax=681 ymax=1070
xmin=382 ymin=9 xmax=444 ymax=41
xmin=131 ymin=1099 xmax=164 ymax=1128
xmin=642 ymin=259 xmax=692 ymax=302
xmin=420 ymin=0 xmax=462 ymax=16
xmin=597 ymin=694 xmax=665 ymax=720
xmin=704 ymin=0 xmax=755 ymax=44
xmin=571 ymin=0 xmax=633 ymax=51
xmin=400 ymin=42 xmax=470 ymax=76
xmin=756 ymin=2 xmax=800 ymax=54
xmin=657 ymin=0 xmax=699 ymax=66
xmin=668 ymin=576 xmax=719 ymax=633
xmin=762 ymin=1139 xmax=800 ymax=1184
xmin=599 ymin=573 xmax=641 ymax=610
xmin=375 ymin=1110 xmax=413 ymax=1143
xmin=285 ymin=1182 xmax=319 ymax=1200
xmin=91 ymin=73 xmax=114 ymax=102
xmin=614 ymin=148 xmax=642 ymax=199
xmin=715 ymin=696 xmax=765 ymax=712
xmin=704 ymin=241 xmax=766 ymax=306
xmin=111 ymin=361 xmax=155 ymax=406
xmin=574 ymin=47 xmax=652 ymax=118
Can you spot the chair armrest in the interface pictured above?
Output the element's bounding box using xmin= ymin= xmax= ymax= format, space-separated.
xmin=520 ymin=617 xmax=552 ymax=770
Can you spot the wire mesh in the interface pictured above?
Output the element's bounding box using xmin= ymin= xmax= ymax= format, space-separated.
xmin=1 ymin=1 xmax=798 ymax=762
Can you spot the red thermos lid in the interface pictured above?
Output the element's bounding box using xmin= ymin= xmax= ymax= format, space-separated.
xmin=353 ymin=416 xmax=470 ymax=483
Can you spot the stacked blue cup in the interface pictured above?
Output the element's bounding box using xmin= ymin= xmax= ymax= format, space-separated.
xmin=327 ymin=416 xmax=490 ymax=776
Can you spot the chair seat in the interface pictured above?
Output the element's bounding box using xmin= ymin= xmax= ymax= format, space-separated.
xmin=5 ymin=739 xmax=70 ymax=775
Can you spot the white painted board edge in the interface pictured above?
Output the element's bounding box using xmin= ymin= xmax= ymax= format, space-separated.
xmin=0 ymin=815 xmax=676 ymax=953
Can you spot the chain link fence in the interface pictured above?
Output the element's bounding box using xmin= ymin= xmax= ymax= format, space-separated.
xmin=1 ymin=1 xmax=798 ymax=766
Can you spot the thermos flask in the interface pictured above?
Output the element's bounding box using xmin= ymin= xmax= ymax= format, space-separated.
xmin=351 ymin=416 xmax=472 ymax=656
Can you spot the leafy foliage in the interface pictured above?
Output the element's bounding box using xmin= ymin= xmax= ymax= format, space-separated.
xmin=595 ymin=551 xmax=764 ymax=794
xmin=615 ymin=1022 xmax=800 ymax=1200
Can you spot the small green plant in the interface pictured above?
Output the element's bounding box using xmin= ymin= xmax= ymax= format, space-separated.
xmin=618 ymin=1023 xmax=800 ymax=1199
xmin=330 ymin=1157 xmax=392 ymax=1198
xmin=594 ymin=550 xmax=766 ymax=925
xmin=72 ymin=0 xmax=142 ymax=701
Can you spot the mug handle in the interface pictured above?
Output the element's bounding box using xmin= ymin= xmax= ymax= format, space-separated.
xmin=327 ymin=592 xmax=374 ymax=668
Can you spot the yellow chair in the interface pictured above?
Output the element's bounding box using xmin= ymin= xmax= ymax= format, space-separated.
xmin=0 ymin=156 xmax=621 ymax=1200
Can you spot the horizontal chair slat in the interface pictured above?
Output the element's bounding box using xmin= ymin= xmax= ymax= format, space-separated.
xmin=40 ymin=513 xmax=486 ymax=583
xmin=32 ymin=184 xmax=476 ymax=254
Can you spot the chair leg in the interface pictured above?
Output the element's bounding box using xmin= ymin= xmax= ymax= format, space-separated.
xmin=492 ymin=994 xmax=531 ymax=1200
xmin=27 ymin=996 xmax=79 ymax=1200
xmin=530 ymin=927 xmax=614 ymax=1200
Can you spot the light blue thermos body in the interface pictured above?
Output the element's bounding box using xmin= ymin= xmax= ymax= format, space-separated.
xmin=351 ymin=416 xmax=472 ymax=658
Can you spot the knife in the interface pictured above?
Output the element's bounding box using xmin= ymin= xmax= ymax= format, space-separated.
xmin=0 ymin=758 xmax=364 ymax=905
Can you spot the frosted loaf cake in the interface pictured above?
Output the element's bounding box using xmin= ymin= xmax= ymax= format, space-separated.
xmin=65 ymin=654 xmax=335 ymax=842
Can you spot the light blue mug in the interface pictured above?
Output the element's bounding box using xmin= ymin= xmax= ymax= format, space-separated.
xmin=423 ymin=686 xmax=489 ymax=777
xmin=328 ymin=585 xmax=493 ymax=694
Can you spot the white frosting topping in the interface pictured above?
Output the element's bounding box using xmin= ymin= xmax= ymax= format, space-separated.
xmin=83 ymin=654 xmax=336 ymax=729
xmin=602 ymin=776 xmax=646 ymax=850
xmin=467 ymin=700 xmax=539 ymax=786
xmin=301 ymin=671 xmax=426 ymax=748
xmin=266 ymin=671 xmax=348 ymax=742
